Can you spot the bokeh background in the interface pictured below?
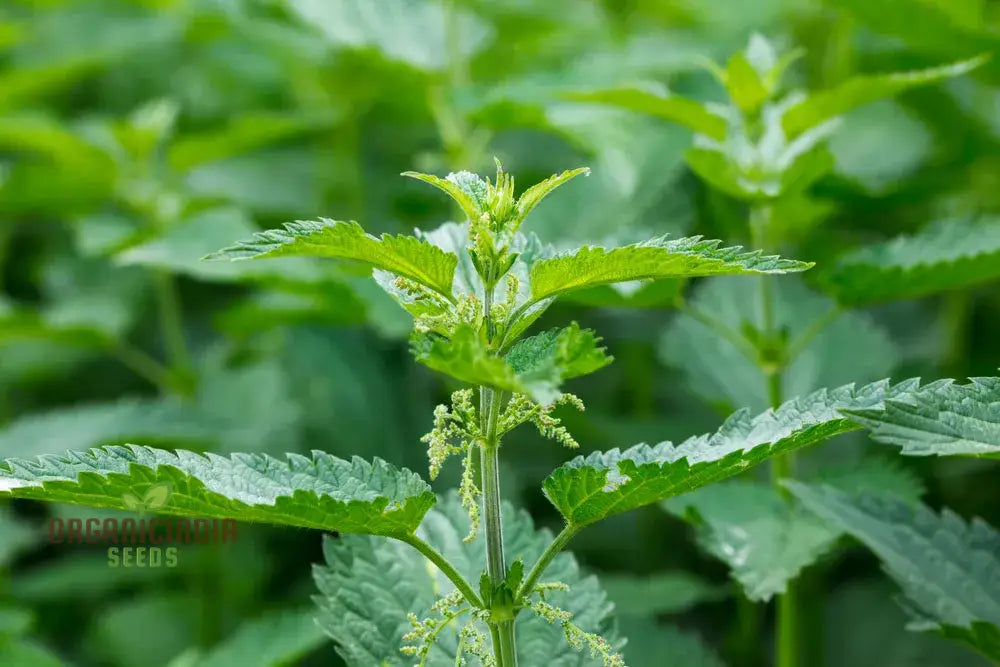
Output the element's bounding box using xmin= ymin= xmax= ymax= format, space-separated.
xmin=1 ymin=0 xmax=999 ymax=666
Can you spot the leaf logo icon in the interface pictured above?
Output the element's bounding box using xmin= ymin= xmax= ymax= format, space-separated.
xmin=121 ymin=484 xmax=171 ymax=515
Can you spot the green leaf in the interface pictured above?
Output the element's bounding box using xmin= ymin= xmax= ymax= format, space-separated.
xmin=314 ymin=492 xmax=620 ymax=665
xmin=402 ymin=172 xmax=485 ymax=225
xmin=618 ymin=618 xmax=727 ymax=667
xmin=411 ymin=323 xmax=610 ymax=404
xmin=599 ymin=572 xmax=726 ymax=616
xmin=822 ymin=217 xmax=1000 ymax=305
xmin=505 ymin=323 xmax=613 ymax=401
xmin=786 ymin=484 xmax=1000 ymax=662
xmin=0 ymin=445 xmax=435 ymax=536
xmin=168 ymin=112 xmax=334 ymax=172
xmin=189 ymin=609 xmax=326 ymax=667
xmin=543 ymin=378 xmax=922 ymax=527
xmin=116 ymin=208 xmax=331 ymax=286
xmin=842 ymin=376 xmax=1000 ymax=458
xmin=0 ymin=639 xmax=66 ymax=667
xmin=516 ymin=167 xmax=590 ymax=221
xmin=782 ymin=54 xmax=989 ymax=137
xmin=286 ymin=0 xmax=491 ymax=72
xmin=663 ymin=460 xmax=922 ymax=601
xmin=528 ymin=235 xmax=812 ymax=303
xmin=662 ymin=276 xmax=897 ymax=412
xmin=563 ymin=87 xmax=728 ymax=140
xmin=0 ymin=508 xmax=37 ymax=568
xmin=205 ymin=219 xmax=458 ymax=299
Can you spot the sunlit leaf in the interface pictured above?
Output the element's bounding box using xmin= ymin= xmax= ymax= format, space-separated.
xmin=543 ymin=378 xmax=924 ymax=526
xmin=0 ymin=445 xmax=435 ymax=536
xmin=528 ymin=235 xmax=811 ymax=303
xmin=206 ymin=218 xmax=458 ymax=299
xmin=564 ymin=87 xmax=728 ymax=140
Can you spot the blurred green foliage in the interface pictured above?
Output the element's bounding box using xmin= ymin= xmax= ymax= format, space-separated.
xmin=1 ymin=0 xmax=999 ymax=665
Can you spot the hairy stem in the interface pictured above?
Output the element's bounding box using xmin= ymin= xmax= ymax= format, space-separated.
xmin=396 ymin=533 xmax=483 ymax=608
xmin=750 ymin=201 xmax=799 ymax=667
xmin=480 ymin=385 xmax=517 ymax=666
xmin=517 ymin=523 xmax=581 ymax=602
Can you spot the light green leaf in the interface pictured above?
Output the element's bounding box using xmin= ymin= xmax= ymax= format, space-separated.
xmin=190 ymin=609 xmax=326 ymax=667
xmin=313 ymin=492 xmax=619 ymax=666
xmin=828 ymin=100 xmax=932 ymax=194
xmin=116 ymin=208 xmax=330 ymax=286
xmin=206 ymin=218 xmax=458 ymax=299
xmin=543 ymin=378 xmax=922 ymax=527
xmin=505 ymin=323 xmax=613 ymax=400
xmin=529 ymin=235 xmax=811 ymax=303
xmin=822 ymin=217 xmax=1000 ymax=305
xmin=664 ymin=460 xmax=922 ymax=601
xmin=599 ymin=572 xmax=726 ymax=616
xmin=411 ymin=323 xmax=610 ymax=404
xmin=0 ymin=445 xmax=435 ymax=536
xmin=563 ymin=87 xmax=728 ymax=140
xmin=168 ymin=112 xmax=334 ymax=172
xmin=286 ymin=0 xmax=492 ymax=72
xmin=411 ymin=324 xmax=523 ymax=391
xmin=787 ymin=484 xmax=1000 ymax=662
xmin=0 ymin=639 xmax=66 ymax=667
xmin=401 ymin=172 xmax=485 ymax=225
xmin=782 ymin=54 xmax=989 ymax=137
xmin=661 ymin=276 xmax=897 ymax=412
xmin=842 ymin=376 xmax=1000 ymax=458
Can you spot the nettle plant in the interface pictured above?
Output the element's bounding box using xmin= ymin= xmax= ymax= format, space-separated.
xmin=574 ymin=34 xmax=1000 ymax=666
xmin=1 ymin=160 xmax=999 ymax=666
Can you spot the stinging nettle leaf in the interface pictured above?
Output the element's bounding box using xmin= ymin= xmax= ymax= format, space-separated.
xmin=563 ymin=87 xmax=729 ymax=140
xmin=411 ymin=323 xmax=610 ymax=404
xmin=786 ymin=483 xmax=1000 ymax=662
xmin=842 ymin=376 xmax=1000 ymax=458
xmin=823 ymin=216 xmax=1000 ymax=305
xmin=543 ymin=378 xmax=925 ymax=526
xmin=782 ymin=54 xmax=989 ymax=137
xmin=205 ymin=218 xmax=458 ymax=299
xmin=528 ymin=235 xmax=812 ymax=304
xmin=663 ymin=459 xmax=924 ymax=601
xmin=0 ymin=445 xmax=435 ymax=536
xmin=516 ymin=167 xmax=590 ymax=221
xmin=314 ymin=492 xmax=620 ymax=666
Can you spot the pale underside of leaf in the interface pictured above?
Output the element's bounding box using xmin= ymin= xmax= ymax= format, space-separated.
xmin=543 ymin=378 xmax=923 ymax=526
xmin=823 ymin=217 xmax=1000 ymax=304
xmin=205 ymin=218 xmax=458 ymax=299
xmin=786 ymin=483 xmax=1000 ymax=662
xmin=528 ymin=235 xmax=812 ymax=303
xmin=0 ymin=445 xmax=435 ymax=536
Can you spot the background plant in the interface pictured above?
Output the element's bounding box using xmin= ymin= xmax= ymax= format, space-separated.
xmin=2 ymin=1 xmax=1000 ymax=666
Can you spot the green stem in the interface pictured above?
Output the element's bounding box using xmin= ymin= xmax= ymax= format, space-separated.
xmin=784 ymin=306 xmax=840 ymax=365
xmin=112 ymin=342 xmax=171 ymax=390
xmin=396 ymin=533 xmax=483 ymax=608
xmin=516 ymin=523 xmax=581 ymax=602
xmin=154 ymin=270 xmax=191 ymax=377
xmin=750 ymin=201 xmax=799 ymax=667
xmin=678 ymin=302 xmax=760 ymax=363
xmin=480 ymin=385 xmax=517 ymax=666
